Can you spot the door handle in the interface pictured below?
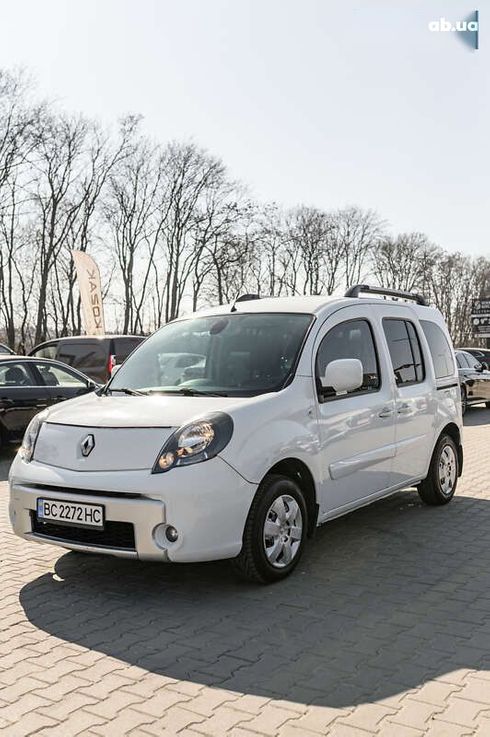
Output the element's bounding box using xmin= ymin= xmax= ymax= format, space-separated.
xmin=397 ymin=403 xmax=411 ymax=414
xmin=36 ymin=403 xmax=48 ymax=408
xmin=378 ymin=407 xmax=394 ymax=418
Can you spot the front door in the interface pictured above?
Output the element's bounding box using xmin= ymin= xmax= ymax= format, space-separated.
xmin=314 ymin=305 xmax=396 ymax=517
xmin=31 ymin=362 xmax=92 ymax=406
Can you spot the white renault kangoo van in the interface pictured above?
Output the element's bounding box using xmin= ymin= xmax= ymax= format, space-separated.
xmin=9 ymin=285 xmax=463 ymax=582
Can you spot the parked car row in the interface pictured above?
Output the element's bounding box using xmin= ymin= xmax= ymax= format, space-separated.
xmin=0 ymin=327 xmax=489 ymax=450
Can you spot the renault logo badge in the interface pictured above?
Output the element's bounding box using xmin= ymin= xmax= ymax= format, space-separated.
xmin=80 ymin=434 xmax=95 ymax=457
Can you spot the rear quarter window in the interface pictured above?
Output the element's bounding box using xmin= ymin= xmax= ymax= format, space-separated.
xmin=31 ymin=343 xmax=58 ymax=360
xmin=57 ymin=341 xmax=107 ymax=370
xmin=420 ymin=320 xmax=455 ymax=379
xmin=114 ymin=338 xmax=144 ymax=361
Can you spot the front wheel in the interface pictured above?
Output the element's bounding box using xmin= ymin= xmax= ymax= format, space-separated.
xmin=418 ymin=434 xmax=459 ymax=506
xmin=232 ymin=474 xmax=308 ymax=583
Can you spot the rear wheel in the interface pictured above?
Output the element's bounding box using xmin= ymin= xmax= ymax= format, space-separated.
xmin=418 ymin=434 xmax=459 ymax=506
xmin=233 ymin=474 xmax=308 ymax=583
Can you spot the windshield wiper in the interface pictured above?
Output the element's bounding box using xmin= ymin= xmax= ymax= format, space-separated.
xmin=153 ymin=387 xmax=228 ymax=397
xmin=109 ymin=387 xmax=149 ymax=396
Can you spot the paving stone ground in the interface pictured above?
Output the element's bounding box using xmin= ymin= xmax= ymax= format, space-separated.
xmin=1 ymin=410 xmax=490 ymax=736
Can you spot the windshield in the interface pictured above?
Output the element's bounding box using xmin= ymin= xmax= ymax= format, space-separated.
xmin=109 ymin=312 xmax=313 ymax=397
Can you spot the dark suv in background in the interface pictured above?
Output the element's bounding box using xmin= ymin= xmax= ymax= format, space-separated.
xmin=29 ymin=335 xmax=145 ymax=383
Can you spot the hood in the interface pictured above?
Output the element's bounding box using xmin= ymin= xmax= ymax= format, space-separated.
xmin=33 ymin=391 xmax=244 ymax=472
xmin=42 ymin=391 xmax=238 ymax=428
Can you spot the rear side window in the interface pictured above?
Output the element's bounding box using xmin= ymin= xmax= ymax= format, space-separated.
xmin=383 ymin=319 xmax=424 ymax=385
xmin=58 ymin=341 xmax=106 ymax=371
xmin=420 ymin=320 xmax=455 ymax=379
xmin=316 ymin=319 xmax=380 ymax=398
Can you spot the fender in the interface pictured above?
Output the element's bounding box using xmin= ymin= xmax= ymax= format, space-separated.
xmin=219 ymin=377 xmax=321 ymax=487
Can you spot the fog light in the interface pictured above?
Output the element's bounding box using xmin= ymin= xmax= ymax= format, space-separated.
xmin=166 ymin=525 xmax=179 ymax=542
xmin=153 ymin=523 xmax=179 ymax=549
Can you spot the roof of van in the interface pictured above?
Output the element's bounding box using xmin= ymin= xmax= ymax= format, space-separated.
xmin=194 ymin=295 xmax=438 ymax=318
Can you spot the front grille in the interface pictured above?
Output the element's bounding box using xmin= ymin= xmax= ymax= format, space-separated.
xmin=27 ymin=483 xmax=140 ymax=499
xmin=31 ymin=513 xmax=136 ymax=550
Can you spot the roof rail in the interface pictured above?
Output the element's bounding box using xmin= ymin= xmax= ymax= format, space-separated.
xmin=344 ymin=284 xmax=428 ymax=306
xmin=230 ymin=293 xmax=261 ymax=312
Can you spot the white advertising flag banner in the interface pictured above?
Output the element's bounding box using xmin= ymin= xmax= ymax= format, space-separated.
xmin=71 ymin=250 xmax=106 ymax=335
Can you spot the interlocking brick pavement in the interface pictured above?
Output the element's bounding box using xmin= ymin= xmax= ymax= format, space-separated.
xmin=1 ymin=409 xmax=490 ymax=736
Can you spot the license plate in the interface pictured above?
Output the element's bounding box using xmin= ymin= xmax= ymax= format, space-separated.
xmin=36 ymin=498 xmax=105 ymax=529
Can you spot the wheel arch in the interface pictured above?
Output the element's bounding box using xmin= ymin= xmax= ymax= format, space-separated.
xmin=260 ymin=457 xmax=319 ymax=536
xmin=438 ymin=422 xmax=463 ymax=477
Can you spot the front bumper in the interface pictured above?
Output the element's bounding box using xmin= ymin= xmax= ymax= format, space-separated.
xmin=9 ymin=454 xmax=257 ymax=562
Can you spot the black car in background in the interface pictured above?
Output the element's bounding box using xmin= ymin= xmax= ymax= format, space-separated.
xmin=455 ymin=350 xmax=490 ymax=414
xmin=29 ymin=335 xmax=144 ymax=383
xmin=0 ymin=356 xmax=97 ymax=446
xmin=459 ymin=346 xmax=490 ymax=370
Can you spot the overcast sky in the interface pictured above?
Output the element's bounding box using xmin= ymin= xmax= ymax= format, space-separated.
xmin=1 ymin=0 xmax=488 ymax=256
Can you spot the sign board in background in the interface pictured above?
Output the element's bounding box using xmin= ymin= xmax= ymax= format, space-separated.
xmin=471 ymin=296 xmax=490 ymax=339
xmin=471 ymin=298 xmax=490 ymax=316
xmin=471 ymin=316 xmax=490 ymax=337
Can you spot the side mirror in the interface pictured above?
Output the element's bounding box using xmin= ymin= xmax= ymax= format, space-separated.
xmin=475 ymin=363 xmax=484 ymax=373
xmin=111 ymin=364 xmax=121 ymax=377
xmin=321 ymin=358 xmax=363 ymax=395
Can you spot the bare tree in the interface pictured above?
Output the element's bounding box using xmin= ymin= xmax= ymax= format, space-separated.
xmin=104 ymin=135 xmax=169 ymax=333
xmin=28 ymin=112 xmax=94 ymax=343
xmin=334 ymin=206 xmax=385 ymax=287
xmin=372 ymin=233 xmax=436 ymax=292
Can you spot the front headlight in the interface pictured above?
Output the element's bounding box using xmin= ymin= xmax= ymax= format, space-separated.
xmin=152 ymin=412 xmax=233 ymax=473
xmin=19 ymin=411 xmax=46 ymax=462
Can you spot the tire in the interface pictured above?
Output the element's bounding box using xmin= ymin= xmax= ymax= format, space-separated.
xmin=232 ymin=474 xmax=308 ymax=583
xmin=418 ymin=434 xmax=459 ymax=506
xmin=461 ymin=385 xmax=467 ymax=416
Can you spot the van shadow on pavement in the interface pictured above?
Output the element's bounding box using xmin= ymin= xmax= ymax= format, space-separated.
xmin=19 ymin=474 xmax=490 ymax=709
